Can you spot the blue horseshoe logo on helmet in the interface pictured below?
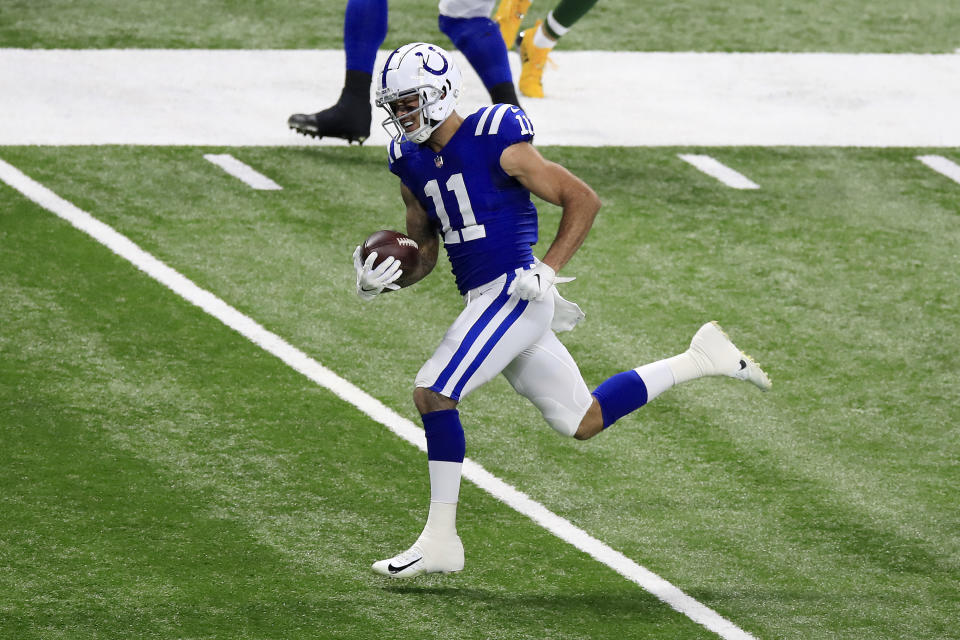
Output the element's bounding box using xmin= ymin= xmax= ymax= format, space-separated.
xmin=415 ymin=47 xmax=448 ymax=76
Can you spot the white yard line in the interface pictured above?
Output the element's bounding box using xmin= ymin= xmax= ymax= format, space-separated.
xmin=678 ymin=154 xmax=760 ymax=189
xmin=917 ymin=154 xmax=960 ymax=185
xmin=0 ymin=155 xmax=759 ymax=640
xmin=204 ymin=153 xmax=282 ymax=190
xmin=2 ymin=49 xmax=960 ymax=146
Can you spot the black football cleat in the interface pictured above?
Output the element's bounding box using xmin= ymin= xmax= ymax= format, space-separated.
xmin=288 ymin=90 xmax=371 ymax=145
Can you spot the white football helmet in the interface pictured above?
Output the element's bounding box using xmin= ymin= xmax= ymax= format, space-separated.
xmin=375 ymin=42 xmax=463 ymax=144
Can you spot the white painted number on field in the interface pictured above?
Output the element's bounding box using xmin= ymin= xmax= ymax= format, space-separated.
xmin=678 ymin=154 xmax=760 ymax=190
xmin=0 ymin=156 xmax=757 ymax=640
xmin=917 ymin=155 xmax=960 ymax=186
xmin=203 ymin=153 xmax=282 ymax=190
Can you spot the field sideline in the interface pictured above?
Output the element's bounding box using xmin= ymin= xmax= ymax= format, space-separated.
xmin=3 ymin=49 xmax=960 ymax=146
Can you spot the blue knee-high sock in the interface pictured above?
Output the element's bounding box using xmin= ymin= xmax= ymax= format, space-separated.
xmin=344 ymin=0 xmax=389 ymax=74
xmin=438 ymin=15 xmax=513 ymax=90
xmin=422 ymin=409 xmax=465 ymax=462
xmin=591 ymin=371 xmax=649 ymax=429
xmin=422 ymin=409 xmax=465 ymax=504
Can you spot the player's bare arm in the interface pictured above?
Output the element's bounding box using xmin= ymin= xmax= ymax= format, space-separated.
xmin=400 ymin=182 xmax=440 ymax=285
xmin=500 ymin=141 xmax=601 ymax=273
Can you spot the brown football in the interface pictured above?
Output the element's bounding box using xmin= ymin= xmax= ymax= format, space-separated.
xmin=360 ymin=230 xmax=421 ymax=287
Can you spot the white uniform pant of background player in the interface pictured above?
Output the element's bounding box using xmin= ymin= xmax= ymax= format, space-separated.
xmin=416 ymin=273 xmax=594 ymax=437
xmin=438 ymin=0 xmax=497 ymax=19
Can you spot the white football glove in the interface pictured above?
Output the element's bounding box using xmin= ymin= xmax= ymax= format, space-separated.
xmin=353 ymin=245 xmax=403 ymax=301
xmin=508 ymin=261 xmax=558 ymax=301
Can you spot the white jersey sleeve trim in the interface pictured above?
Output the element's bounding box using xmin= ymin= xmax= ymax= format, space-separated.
xmin=473 ymin=106 xmax=493 ymax=136
xmin=487 ymin=104 xmax=513 ymax=136
xmin=389 ymin=139 xmax=404 ymax=162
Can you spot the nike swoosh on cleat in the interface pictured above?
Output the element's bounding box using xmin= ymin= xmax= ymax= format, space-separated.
xmin=388 ymin=557 xmax=422 ymax=574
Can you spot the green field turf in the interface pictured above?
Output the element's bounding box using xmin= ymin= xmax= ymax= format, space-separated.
xmin=3 ymin=0 xmax=959 ymax=52
xmin=1 ymin=145 xmax=958 ymax=639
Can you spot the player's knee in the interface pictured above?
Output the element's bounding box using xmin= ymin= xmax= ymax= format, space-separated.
xmin=413 ymin=386 xmax=458 ymax=414
xmin=572 ymin=399 xmax=604 ymax=440
xmin=573 ymin=423 xmax=598 ymax=440
xmin=536 ymin=400 xmax=586 ymax=438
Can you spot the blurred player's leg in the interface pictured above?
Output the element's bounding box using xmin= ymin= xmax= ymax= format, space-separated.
xmin=492 ymin=0 xmax=532 ymax=50
xmin=438 ymin=0 xmax=521 ymax=106
xmin=517 ymin=21 xmax=550 ymax=98
xmin=518 ymin=0 xmax=598 ymax=98
xmin=288 ymin=0 xmax=388 ymax=143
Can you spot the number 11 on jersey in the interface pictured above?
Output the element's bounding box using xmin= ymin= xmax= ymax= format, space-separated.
xmin=424 ymin=172 xmax=487 ymax=245
xmin=515 ymin=113 xmax=533 ymax=136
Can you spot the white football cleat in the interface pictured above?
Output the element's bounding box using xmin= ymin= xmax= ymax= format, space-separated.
xmin=371 ymin=534 xmax=464 ymax=578
xmin=688 ymin=321 xmax=772 ymax=391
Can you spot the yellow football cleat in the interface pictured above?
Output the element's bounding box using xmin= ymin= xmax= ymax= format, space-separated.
xmin=518 ymin=21 xmax=552 ymax=98
xmin=493 ymin=0 xmax=532 ymax=50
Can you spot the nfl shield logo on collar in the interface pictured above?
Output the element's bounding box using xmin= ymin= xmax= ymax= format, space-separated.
xmin=435 ymin=156 xmax=444 ymax=168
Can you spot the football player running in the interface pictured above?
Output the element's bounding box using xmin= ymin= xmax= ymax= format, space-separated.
xmin=356 ymin=42 xmax=772 ymax=578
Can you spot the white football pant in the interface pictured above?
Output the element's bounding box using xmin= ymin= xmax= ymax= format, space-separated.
xmin=437 ymin=0 xmax=497 ymax=19
xmin=416 ymin=273 xmax=593 ymax=437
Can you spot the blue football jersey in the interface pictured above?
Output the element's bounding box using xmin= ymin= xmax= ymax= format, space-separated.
xmin=387 ymin=103 xmax=539 ymax=295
